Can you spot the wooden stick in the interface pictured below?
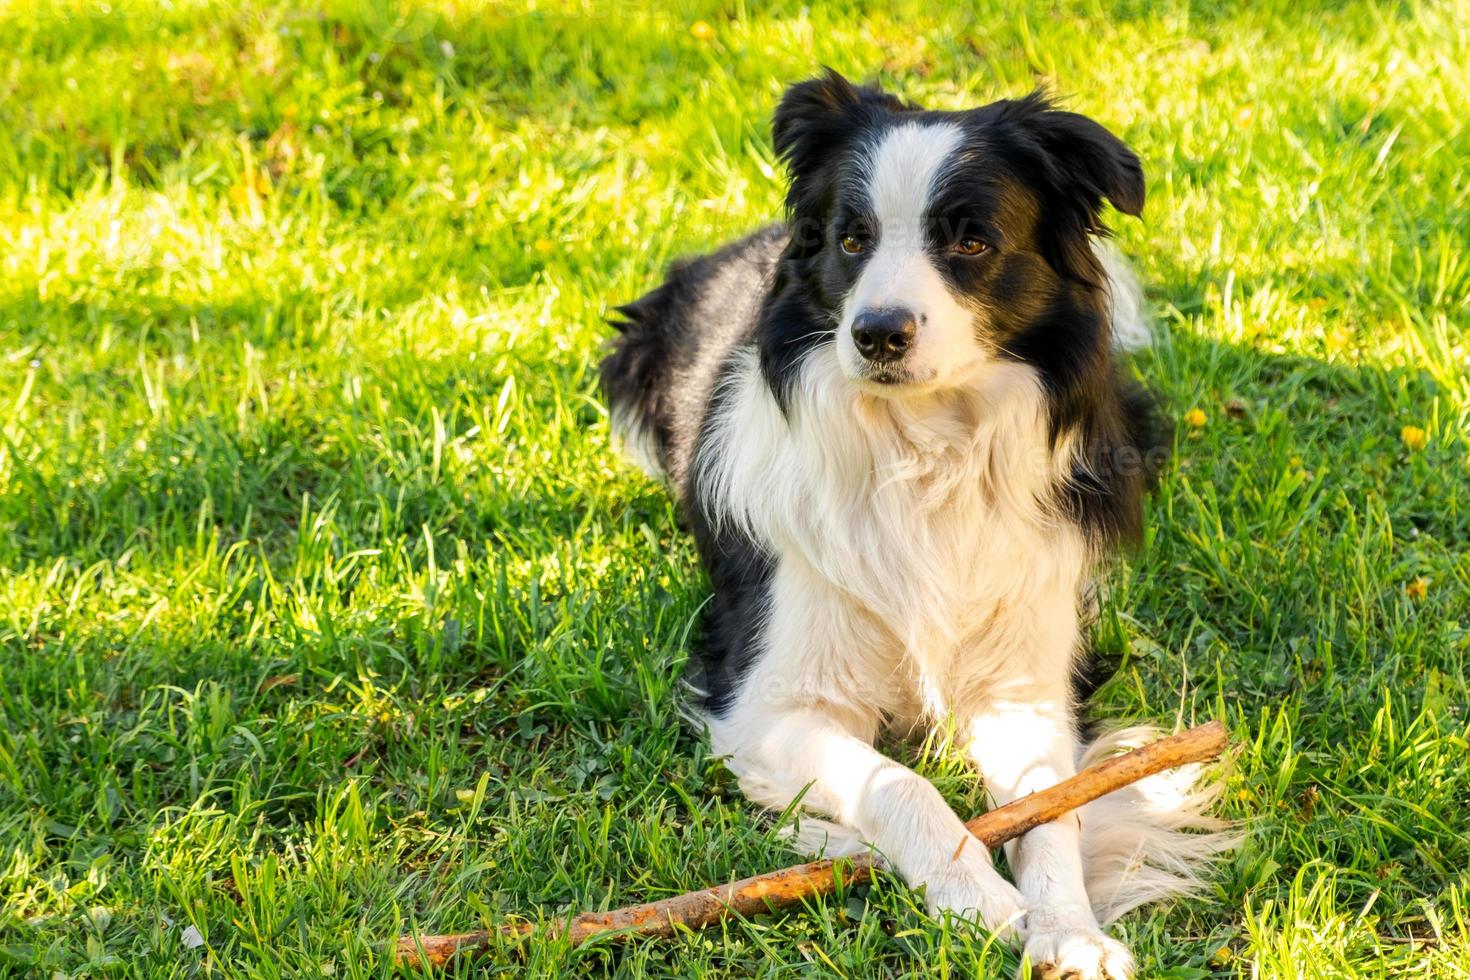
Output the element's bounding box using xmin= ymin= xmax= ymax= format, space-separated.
xmin=395 ymin=720 xmax=1227 ymax=968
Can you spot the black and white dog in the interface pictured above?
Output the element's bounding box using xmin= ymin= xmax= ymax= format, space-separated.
xmin=601 ymin=71 xmax=1229 ymax=979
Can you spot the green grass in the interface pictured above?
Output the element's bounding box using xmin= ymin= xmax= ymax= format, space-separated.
xmin=0 ymin=0 xmax=1467 ymax=976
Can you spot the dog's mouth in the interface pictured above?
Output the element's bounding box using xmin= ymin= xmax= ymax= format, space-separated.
xmin=864 ymin=366 xmax=913 ymax=384
xmin=851 ymin=363 xmax=938 ymax=391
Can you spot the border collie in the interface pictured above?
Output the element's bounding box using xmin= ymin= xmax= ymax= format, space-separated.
xmin=601 ymin=71 xmax=1230 ymax=979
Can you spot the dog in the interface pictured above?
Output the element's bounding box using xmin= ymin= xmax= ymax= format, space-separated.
xmin=600 ymin=70 xmax=1230 ymax=979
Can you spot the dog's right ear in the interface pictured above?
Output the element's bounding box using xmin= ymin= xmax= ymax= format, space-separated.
xmin=772 ymin=69 xmax=868 ymax=167
xmin=772 ymin=69 xmax=910 ymax=222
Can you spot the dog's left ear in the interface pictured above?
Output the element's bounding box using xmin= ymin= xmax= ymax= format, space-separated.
xmin=992 ymin=95 xmax=1144 ymax=284
xmin=1027 ymin=107 xmax=1145 ymax=218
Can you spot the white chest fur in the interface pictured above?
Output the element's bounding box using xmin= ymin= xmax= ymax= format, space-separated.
xmin=696 ymin=348 xmax=1089 ymax=720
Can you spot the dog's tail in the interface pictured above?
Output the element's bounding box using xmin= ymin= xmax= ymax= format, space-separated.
xmin=1078 ymin=725 xmax=1238 ymax=923
xmin=601 ymin=284 xmax=678 ymax=479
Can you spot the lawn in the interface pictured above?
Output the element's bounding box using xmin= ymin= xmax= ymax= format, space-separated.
xmin=1 ymin=0 xmax=1467 ymax=976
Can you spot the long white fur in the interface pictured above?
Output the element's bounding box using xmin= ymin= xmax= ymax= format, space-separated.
xmin=654 ymin=123 xmax=1217 ymax=980
xmin=1097 ymin=241 xmax=1153 ymax=351
xmin=608 ymin=403 xmax=663 ymax=477
xmin=1076 ymin=726 xmax=1238 ymax=921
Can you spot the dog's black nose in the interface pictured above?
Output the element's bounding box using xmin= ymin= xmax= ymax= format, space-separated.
xmin=851 ymin=309 xmax=917 ymax=363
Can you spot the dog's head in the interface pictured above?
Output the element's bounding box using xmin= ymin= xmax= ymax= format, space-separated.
xmin=764 ymin=69 xmax=1143 ymax=400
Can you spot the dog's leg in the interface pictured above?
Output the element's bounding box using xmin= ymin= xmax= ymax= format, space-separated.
xmin=705 ymin=558 xmax=1022 ymax=939
xmin=713 ymin=701 xmax=1026 ymax=940
xmin=968 ymin=694 xmax=1135 ymax=980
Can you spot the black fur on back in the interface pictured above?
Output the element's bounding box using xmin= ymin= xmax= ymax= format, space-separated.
xmin=600 ymin=225 xmax=787 ymax=489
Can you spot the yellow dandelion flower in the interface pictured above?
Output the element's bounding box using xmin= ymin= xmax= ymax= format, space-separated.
xmin=1234 ymin=105 xmax=1255 ymax=128
xmin=1405 ymin=577 xmax=1429 ymax=600
xmin=1400 ymin=425 xmax=1426 ymax=451
xmin=533 ymin=238 xmax=555 ymax=255
xmin=689 ymin=20 xmax=715 ymax=42
xmin=1184 ymin=408 xmax=1208 ymax=429
xmin=228 ymin=168 xmax=271 ymax=207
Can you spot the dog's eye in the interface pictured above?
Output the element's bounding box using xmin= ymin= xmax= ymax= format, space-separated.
xmin=954 ymin=238 xmax=989 ymax=256
xmin=839 ymin=235 xmax=865 ymax=255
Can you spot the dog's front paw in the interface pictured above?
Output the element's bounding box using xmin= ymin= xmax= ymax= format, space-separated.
xmin=1020 ymin=924 xmax=1134 ymax=980
xmin=920 ymin=856 xmax=1027 ymax=944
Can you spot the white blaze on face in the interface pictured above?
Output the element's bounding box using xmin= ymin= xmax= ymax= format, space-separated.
xmin=838 ymin=121 xmax=988 ymax=391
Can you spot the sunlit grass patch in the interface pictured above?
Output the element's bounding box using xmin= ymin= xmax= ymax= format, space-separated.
xmin=0 ymin=0 xmax=1466 ymax=976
